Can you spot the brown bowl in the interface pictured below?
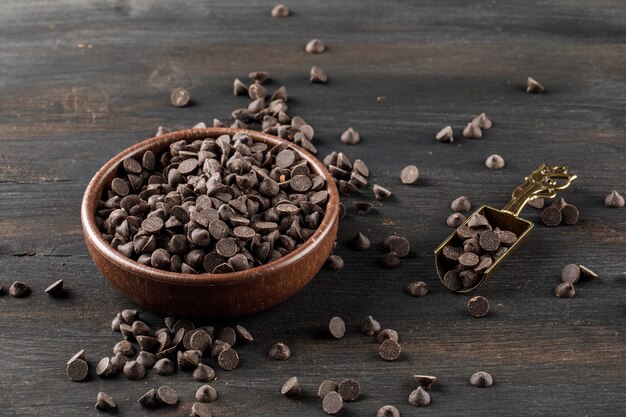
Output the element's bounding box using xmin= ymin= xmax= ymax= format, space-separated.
xmin=81 ymin=128 xmax=340 ymax=318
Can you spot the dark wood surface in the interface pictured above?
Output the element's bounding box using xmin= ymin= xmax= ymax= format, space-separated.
xmin=1 ymin=1 xmax=625 ymax=416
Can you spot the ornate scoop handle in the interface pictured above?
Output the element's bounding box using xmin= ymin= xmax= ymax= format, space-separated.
xmin=502 ymin=164 xmax=577 ymax=216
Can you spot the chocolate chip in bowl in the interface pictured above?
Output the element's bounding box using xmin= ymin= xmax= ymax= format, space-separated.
xmin=81 ymin=128 xmax=339 ymax=318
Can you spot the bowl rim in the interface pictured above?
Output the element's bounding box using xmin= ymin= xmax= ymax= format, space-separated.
xmin=81 ymin=127 xmax=340 ymax=286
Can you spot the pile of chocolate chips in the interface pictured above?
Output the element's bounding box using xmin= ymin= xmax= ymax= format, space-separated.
xmin=95 ymin=133 xmax=329 ymax=273
xmin=440 ymin=213 xmax=518 ymax=291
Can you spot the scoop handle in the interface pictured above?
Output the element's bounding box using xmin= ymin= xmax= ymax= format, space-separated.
xmin=502 ymin=163 xmax=577 ymax=216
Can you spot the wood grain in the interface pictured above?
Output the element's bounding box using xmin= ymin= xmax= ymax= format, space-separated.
xmin=0 ymin=0 xmax=625 ymax=415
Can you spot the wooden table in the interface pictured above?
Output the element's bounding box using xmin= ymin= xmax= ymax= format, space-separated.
xmin=1 ymin=1 xmax=625 ymax=415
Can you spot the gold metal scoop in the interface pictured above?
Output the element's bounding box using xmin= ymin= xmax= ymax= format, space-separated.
xmin=435 ymin=163 xmax=577 ymax=293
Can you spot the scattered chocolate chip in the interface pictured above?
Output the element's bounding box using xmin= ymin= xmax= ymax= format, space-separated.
xmin=340 ymin=127 xmax=360 ymax=145
xmin=67 ymin=357 xmax=89 ymax=382
xmin=190 ymin=402 xmax=212 ymax=417
xmin=379 ymin=339 xmax=401 ymax=361
xmin=561 ymin=203 xmax=579 ymax=225
xmin=153 ymin=358 xmax=176 ymax=376
xmin=463 ymin=122 xmax=482 ymax=139
xmin=305 ymin=38 xmax=325 ymax=54
xmin=352 ymin=232 xmax=371 ymax=251
xmin=138 ymin=388 xmax=159 ymax=408
xmin=414 ymin=375 xmax=437 ymax=389
xmin=123 ymin=360 xmax=146 ymax=380
xmin=554 ymin=282 xmax=575 ymax=298
xmin=157 ymin=385 xmax=178 ymax=406
xmin=408 ymin=386 xmax=431 ymax=406
xmin=377 ymin=405 xmax=400 ymax=417
xmin=579 ymin=265 xmax=598 ymax=279
xmin=526 ymin=77 xmax=545 ymax=93
xmin=528 ymin=197 xmax=544 ymax=209
xmin=322 ymin=391 xmax=343 ymax=415
xmin=384 ymin=236 xmax=410 ymax=257
xmin=310 ymin=66 xmax=328 ymax=83
xmin=113 ymin=340 xmax=136 ymax=358
xmin=196 ymin=384 xmax=218 ymax=403
xmin=451 ymin=196 xmax=471 ymax=212
xmin=561 ymin=264 xmax=581 ymax=284
xmin=436 ymin=126 xmax=454 ymax=143
xmin=479 ymin=230 xmax=500 ymax=252
xmin=281 ymin=376 xmax=301 ymax=397
xmin=318 ymin=380 xmax=338 ymax=398
xmin=400 ymin=165 xmax=419 ymax=184
xmin=373 ymin=184 xmax=392 ymax=201
xmin=447 ymin=213 xmax=466 ymax=228
xmin=269 ymin=342 xmax=291 ymax=360
xmin=443 ymin=270 xmax=463 ymax=291
xmin=44 ymin=279 xmax=65 ymax=297
xmin=473 ymin=113 xmax=492 ymax=129
xmin=328 ymin=316 xmax=346 ymax=339
xmin=233 ymin=78 xmax=248 ymax=96
xmin=485 ymin=154 xmax=505 ymax=170
xmin=249 ymin=71 xmax=269 ymax=83
xmin=235 ymin=324 xmax=254 ymax=343
xmin=470 ymin=371 xmax=494 ymax=387
xmin=271 ymin=3 xmax=290 ymax=17
xmin=406 ymin=281 xmax=429 ymax=297
xmin=338 ymin=379 xmax=360 ymax=401
xmin=325 ymin=254 xmax=344 ymax=271
xmin=95 ymin=392 xmax=117 ymax=411
xmin=9 ymin=281 xmax=30 ymax=298
xmin=467 ymin=295 xmax=490 ymax=318
xmin=217 ymin=327 xmax=237 ymax=346
xmin=604 ymin=190 xmax=624 ymax=208
xmin=541 ymin=206 xmax=562 ymax=227
xmin=193 ymin=363 xmax=216 ymax=382
xmin=361 ymin=315 xmax=381 ymax=336
xmin=379 ymin=252 xmax=400 ymax=269
xmin=170 ymin=87 xmax=190 ymax=107
xmin=96 ymin=357 xmax=114 ymax=377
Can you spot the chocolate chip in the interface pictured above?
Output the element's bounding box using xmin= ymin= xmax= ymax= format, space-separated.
xmin=153 ymin=358 xmax=176 ymax=376
xmin=340 ymin=127 xmax=360 ymax=145
xmin=473 ymin=113 xmax=492 ymax=129
xmin=467 ymin=295 xmax=490 ymax=317
xmin=170 ymin=87 xmax=190 ymax=107
xmin=157 ymin=385 xmax=178 ymax=406
xmin=528 ymin=197 xmax=544 ymax=209
xmin=463 ymin=122 xmax=482 ymax=138
xmin=436 ymin=126 xmax=454 ymax=143
xmin=325 ymin=254 xmax=344 ymax=271
xmin=96 ymin=357 xmax=114 ymax=377
xmin=137 ymin=351 xmax=157 ymax=369
xmin=561 ymin=203 xmax=579 ymax=225
xmin=310 ymin=66 xmax=328 ymax=83
xmin=271 ymin=3 xmax=290 ymax=17
xmin=385 ymin=236 xmax=410 ymax=257
xmin=193 ymin=363 xmax=216 ymax=382
xmin=485 ymin=154 xmax=505 ymax=169
xmin=554 ymin=282 xmax=575 ymax=298
xmin=269 ymin=342 xmax=291 ymax=360
xmin=322 ymin=391 xmax=343 ymax=415
xmin=604 ymin=190 xmax=624 ymax=208
xmin=561 ymin=264 xmax=580 ymax=284
xmin=447 ymin=213 xmax=466 ymax=228
xmin=196 ymin=384 xmax=218 ymax=402
xmin=9 ymin=281 xmax=30 ymax=298
xmin=377 ymin=405 xmax=400 ymax=417
xmin=138 ymin=388 xmax=158 ymax=408
xmin=110 ymin=352 xmax=127 ymax=373
xmin=451 ymin=196 xmax=471 ymax=212
xmin=408 ymin=386 xmax=431 ymax=406
xmin=178 ymin=349 xmax=202 ymax=371
xmin=526 ymin=77 xmax=545 ymax=93
xmin=467 ymin=213 xmax=490 ymax=228
xmin=318 ymin=380 xmax=338 ymax=398
xmin=373 ymin=184 xmax=392 ymax=201
xmin=123 ymin=361 xmax=146 ymax=380
xmin=443 ymin=270 xmax=462 ymax=291
xmin=95 ymin=392 xmax=117 ymax=411
xmin=216 ymin=347 xmax=238 ymax=371
xmin=338 ymin=379 xmax=360 ymax=401
xmin=67 ymin=357 xmax=89 ymax=382
xmin=379 ymin=339 xmax=401 ymax=361
xmin=541 ymin=206 xmax=562 ymax=227
xmin=479 ymin=230 xmax=500 ymax=251
xmin=353 ymin=159 xmax=369 ymax=177
xmin=249 ymin=71 xmax=270 ymax=83
xmin=113 ymin=340 xmax=136 ymax=357
xmin=110 ymin=178 xmax=129 ymax=196
xmin=44 ymin=279 xmax=65 ymax=297
xmin=406 ymin=281 xmax=429 ymax=297
xmin=379 ymin=252 xmax=400 ymax=269
xmin=328 ymin=316 xmax=346 ymax=339
xmin=281 ymin=376 xmax=301 ymax=397
xmin=470 ymin=371 xmax=494 ymax=387
xmin=361 ymin=315 xmax=381 ymax=336
xmin=191 ymin=402 xmax=212 ymax=417
xmin=352 ymin=232 xmax=371 ymax=251
xmin=305 ymin=38 xmax=325 ymax=54
xmin=459 ymin=252 xmax=480 ymax=268
xmin=414 ymin=375 xmax=437 ymax=389
xmin=400 ymin=165 xmax=419 ymax=184
xmin=579 ymin=265 xmax=598 ymax=279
